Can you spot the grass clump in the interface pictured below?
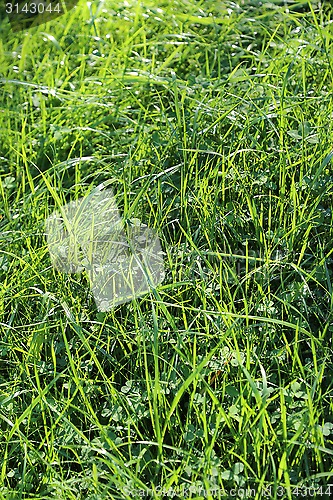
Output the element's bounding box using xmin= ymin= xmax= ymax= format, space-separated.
xmin=1 ymin=0 xmax=333 ymax=498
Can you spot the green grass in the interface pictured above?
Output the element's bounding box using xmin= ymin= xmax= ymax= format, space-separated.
xmin=1 ymin=0 xmax=333 ymax=498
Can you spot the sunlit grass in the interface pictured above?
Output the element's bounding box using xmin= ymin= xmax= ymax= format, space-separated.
xmin=1 ymin=0 xmax=333 ymax=498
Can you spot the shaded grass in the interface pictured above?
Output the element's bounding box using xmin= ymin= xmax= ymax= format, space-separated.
xmin=1 ymin=0 xmax=333 ymax=498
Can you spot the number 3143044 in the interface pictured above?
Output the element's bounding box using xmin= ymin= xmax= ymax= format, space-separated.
xmin=6 ymin=3 xmax=61 ymax=14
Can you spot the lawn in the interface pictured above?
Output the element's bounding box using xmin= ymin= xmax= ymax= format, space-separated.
xmin=1 ymin=0 xmax=333 ymax=498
